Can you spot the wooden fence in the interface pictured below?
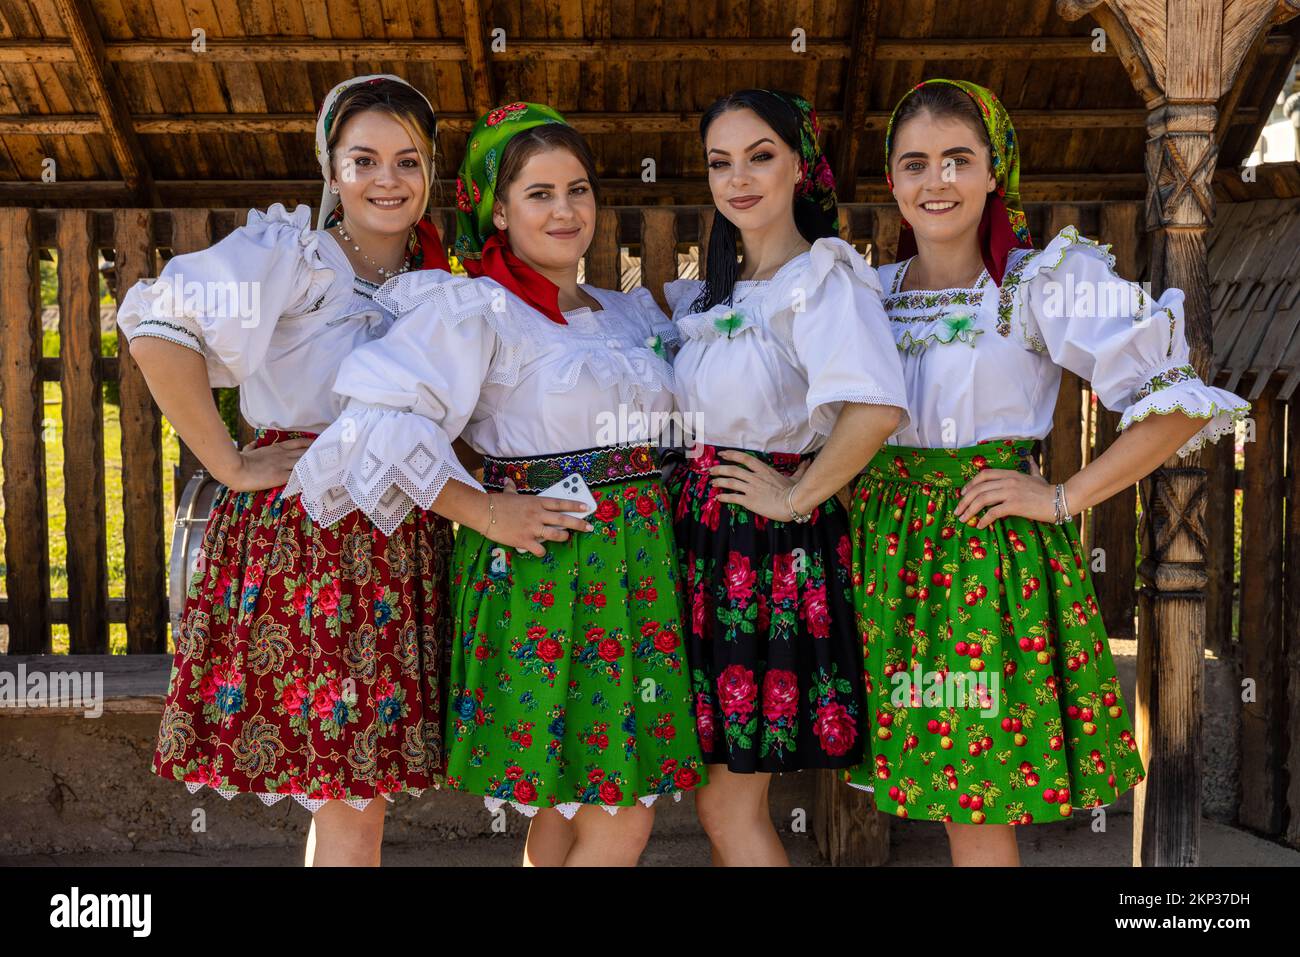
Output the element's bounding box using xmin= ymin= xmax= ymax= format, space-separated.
xmin=0 ymin=199 xmax=1242 ymax=654
xmin=0 ymin=201 xmax=1291 ymax=844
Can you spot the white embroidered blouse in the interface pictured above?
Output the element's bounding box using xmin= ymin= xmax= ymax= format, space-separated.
xmin=115 ymin=203 xmax=404 ymax=433
xmin=663 ymin=237 xmax=910 ymax=453
xmin=284 ymin=271 xmax=679 ymax=535
xmin=879 ymin=226 xmax=1249 ymax=456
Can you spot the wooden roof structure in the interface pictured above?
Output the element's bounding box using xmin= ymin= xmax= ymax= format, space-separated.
xmin=2 ymin=0 xmax=1299 ymax=208
xmin=1209 ymin=189 xmax=1300 ymax=397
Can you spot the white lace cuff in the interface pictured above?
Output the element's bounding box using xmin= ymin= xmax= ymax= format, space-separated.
xmin=1117 ymin=366 xmax=1250 ymax=458
xmin=283 ymin=401 xmax=483 ymax=535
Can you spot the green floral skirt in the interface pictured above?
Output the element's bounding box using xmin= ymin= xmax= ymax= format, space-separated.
xmin=445 ymin=448 xmax=707 ymax=818
xmin=843 ymin=440 xmax=1146 ymax=825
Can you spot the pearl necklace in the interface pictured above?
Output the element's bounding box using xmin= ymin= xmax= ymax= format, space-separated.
xmin=335 ymin=222 xmax=409 ymax=279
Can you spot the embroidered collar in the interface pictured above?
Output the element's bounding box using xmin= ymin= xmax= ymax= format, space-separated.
xmin=888 ymin=257 xmax=991 ymax=296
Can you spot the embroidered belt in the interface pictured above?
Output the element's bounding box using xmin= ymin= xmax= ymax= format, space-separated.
xmin=481 ymin=444 xmax=660 ymax=493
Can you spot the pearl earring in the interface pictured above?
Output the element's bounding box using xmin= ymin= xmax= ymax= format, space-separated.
xmin=331 ymin=185 xmax=340 ymax=195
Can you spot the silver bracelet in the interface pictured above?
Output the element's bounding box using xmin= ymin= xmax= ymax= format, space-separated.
xmin=786 ymin=484 xmax=812 ymax=524
xmin=1053 ymin=483 xmax=1073 ymax=525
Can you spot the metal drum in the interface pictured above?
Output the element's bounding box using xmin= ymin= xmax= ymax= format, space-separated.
xmin=168 ymin=470 xmax=225 ymax=635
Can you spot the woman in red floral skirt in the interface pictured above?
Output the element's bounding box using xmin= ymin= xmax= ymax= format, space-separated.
xmin=116 ymin=74 xmax=455 ymax=865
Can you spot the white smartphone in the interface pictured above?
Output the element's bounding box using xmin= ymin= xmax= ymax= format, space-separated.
xmin=537 ymin=472 xmax=597 ymax=519
xmin=514 ymin=472 xmax=597 ymax=554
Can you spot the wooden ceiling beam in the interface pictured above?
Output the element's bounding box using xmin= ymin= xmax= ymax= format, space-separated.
xmin=1218 ymin=20 xmax=1300 ymax=156
xmin=49 ymin=0 xmax=158 ymax=206
xmin=114 ymin=40 xmax=468 ymax=63
xmin=1 ymin=112 xmax=841 ymax=136
xmin=6 ymin=108 xmax=1263 ymax=136
xmin=8 ymin=35 xmax=1291 ymax=65
xmin=835 ymin=0 xmax=882 ymax=203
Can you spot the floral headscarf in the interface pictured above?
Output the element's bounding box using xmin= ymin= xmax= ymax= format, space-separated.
xmin=885 ymin=78 xmax=1032 ymax=284
xmin=454 ymin=102 xmax=573 ymax=323
xmin=314 ymin=73 xmax=449 ymax=273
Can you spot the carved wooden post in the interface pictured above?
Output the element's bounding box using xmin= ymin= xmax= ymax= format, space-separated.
xmin=1057 ymin=0 xmax=1300 ymax=866
xmin=1138 ymin=95 xmax=1219 ymax=869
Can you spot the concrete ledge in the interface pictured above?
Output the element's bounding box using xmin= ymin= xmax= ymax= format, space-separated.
xmin=0 ymin=643 xmax=1244 ymax=856
xmin=0 ymin=708 xmax=817 ymax=855
xmin=0 ymin=655 xmax=169 ymax=716
xmin=0 ymin=655 xmax=816 ymax=854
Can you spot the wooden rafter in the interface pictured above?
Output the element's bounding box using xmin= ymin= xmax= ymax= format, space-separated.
xmin=834 ymin=0 xmax=882 ymax=200
xmin=460 ymin=0 xmax=497 ymax=117
xmin=8 ymin=35 xmax=1292 ymax=66
xmin=1059 ymin=0 xmax=1164 ymax=104
xmin=1060 ymin=0 xmax=1299 ymax=103
xmin=2 ymin=108 xmax=1262 ymax=137
xmin=49 ymin=0 xmax=158 ymax=206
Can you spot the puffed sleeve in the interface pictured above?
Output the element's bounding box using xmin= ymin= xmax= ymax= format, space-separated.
xmin=1018 ymin=227 xmax=1249 ymax=458
xmin=283 ymin=271 xmax=524 ymax=535
xmin=115 ymin=203 xmax=334 ymax=387
xmin=774 ymin=238 xmax=911 ymax=438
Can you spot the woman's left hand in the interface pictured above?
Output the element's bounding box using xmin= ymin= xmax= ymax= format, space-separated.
xmin=709 ymin=450 xmax=810 ymax=521
xmin=955 ymin=468 xmax=1059 ymax=529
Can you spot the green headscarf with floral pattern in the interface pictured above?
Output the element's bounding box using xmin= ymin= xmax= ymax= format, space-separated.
xmin=453 ymin=101 xmax=569 ymax=264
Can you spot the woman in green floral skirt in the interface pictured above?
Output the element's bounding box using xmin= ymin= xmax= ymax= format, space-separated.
xmin=289 ymin=102 xmax=704 ymax=866
xmin=843 ymin=79 xmax=1250 ymax=865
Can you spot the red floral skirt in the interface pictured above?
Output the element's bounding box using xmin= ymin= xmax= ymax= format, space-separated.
xmin=668 ymin=444 xmax=865 ymax=773
xmin=152 ymin=429 xmax=454 ymax=812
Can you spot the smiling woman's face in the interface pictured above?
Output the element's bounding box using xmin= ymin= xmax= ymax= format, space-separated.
xmin=494 ymin=147 xmax=596 ymax=272
xmin=889 ymin=109 xmax=996 ymax=248
xmin=704 ymin=107 xmax=802 ymax=233
xmin=331 ymin=108 xmax=428 ymax=236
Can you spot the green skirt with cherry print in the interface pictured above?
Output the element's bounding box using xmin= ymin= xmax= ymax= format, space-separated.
xmin=444 ymin=455 xmax=706 ymax=818
xmin=843 ymin=440 xmax=1146 ymax=825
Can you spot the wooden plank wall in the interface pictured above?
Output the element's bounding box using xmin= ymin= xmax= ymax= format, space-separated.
xmin=1238 ymin=382 xmax=1287 ymax=836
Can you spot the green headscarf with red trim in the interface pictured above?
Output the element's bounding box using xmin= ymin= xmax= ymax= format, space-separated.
xmin=453 ymin=102 xmax=569 ymax=264
xmin=453 ymin=102 xmax=575 ymax=324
